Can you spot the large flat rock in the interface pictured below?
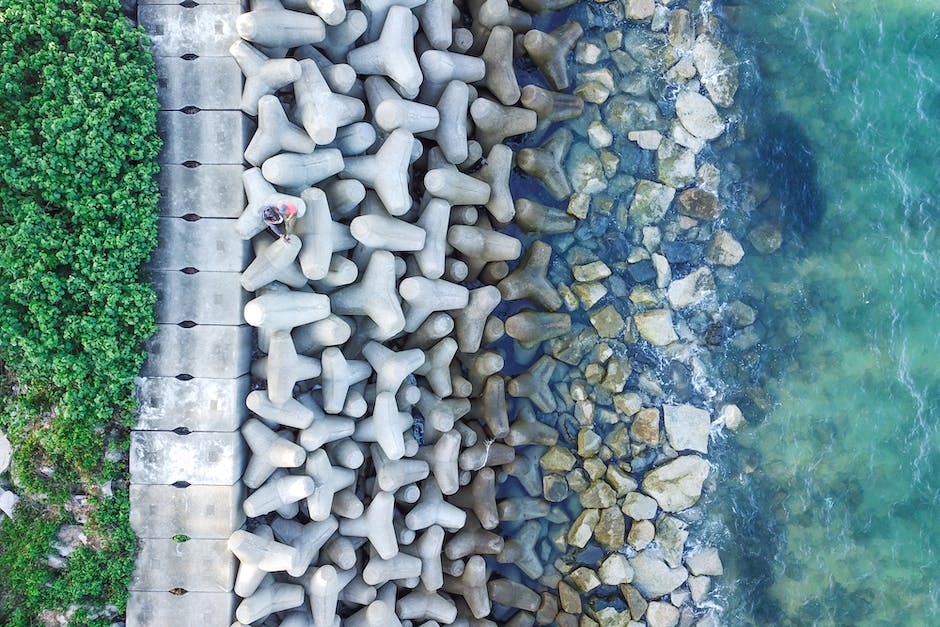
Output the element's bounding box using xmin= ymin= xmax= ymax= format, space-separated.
xmin=138 ymin=4 xmax=241 ymax=57
xmin=130 ymin=538 xmax=236 ymax=592
xmin=158 ymin=165 xmax=245 ymax=218
xmin=148 ymin=217 xmax=249 ymax=272
xmin=141 ymin=324 xmax=252 ymax=379
xmin=158 ymin=110 xmax=253 ymax=165
xmin=130 ymin=431 xmax=245 ymax=485
xmin=152 ymin=271 xmax=248 ymax=326
xmin=155 ymin=56 xmax=242 ymax=111
xmin=127 ymin=591 xmax=234 ymax=627
xmin=131 ymin=483 xmax=245 ymax=538
xmin=134 ymin=375 xmax=248 ymax=432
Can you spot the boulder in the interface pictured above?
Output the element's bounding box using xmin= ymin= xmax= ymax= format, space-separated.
xmin=590 ymin=305 xmax=626 ymax=338
xmin=594 ymin=607 xmax=634 ymax=627
xmin=692 ymin=35 xmax=740 ymax=108
xmin=666 ymin=267 xmax=715 ymax=310
xmin=646 ymin=601 xmax=680 ymax=627
xmin=629 ymin=180 xmax=675 ymax=226
xmin=663 ymin=403 xmax=711 ymax=453
xmin=628 ymin=130 xmax=663 ymax=151
xmin=656 ymin=515 xmax=689 ymax=568
xmin=625 ymin=0 xmax=655 ymax=21
xmin=717 ymin=403 xmax=746 ymax=432
xmin=628 ymin=550 xmax=688 ymax=599
xmin=685 ymin=547 xmax=724 ymax=576
xmin=656 ymin=139 xmax=696 ymax=189
xmin=677 ymin=188 xmax=720 ymax=220
xmin=594 ymin=506 xmax=626 ymax=549
xmin=675 ymin=91 xmax=724 ymax=140
xmin=633 ymin=309 xmax=678 ymax=346
xmin=568 ymin=508 xmax=600 ymax=548
xmin=627 ymin=519 xmax=655 ymax=551
xmin=567 ymin=143 xmax=607 ymax=194
xmin=599 ymin=553 xmax=634 ymax=585
xmin=605 ymin=96 xmax=662 ymax=134
xmin=748 ymin=222 xmax=783 ymax=254
xmin=641 ymin=455 xmax=710 ymax=512
xmin=707 ymin=229 xmax=745 ymax=265
xmin=630 ymin=407 xmax=660 ymax=447
xmin=580 ymin=481 xmax=617 ymax=509
xmin=0 ymin=432 xmax=10 ymax=475
xmin=621 ymin=491 xmax=659 ymax=520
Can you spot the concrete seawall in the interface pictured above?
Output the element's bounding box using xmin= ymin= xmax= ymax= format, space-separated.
xmin=127 ymin=2 xmax=250 ymax=625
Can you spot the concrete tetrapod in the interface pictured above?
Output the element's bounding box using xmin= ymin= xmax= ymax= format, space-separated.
xmin=230 ymin=40 xmax=301 ymax=116
xmin=348 ymin=5 xmax=423 ymax=98
xmin=245 ymin=95 xmax=316 ymax=167
xmin=236 ymin=4 xmax=326 ymax=49
xmin=341 ymin=128 xmax=415 ymax=216
xmin=338 ymin=491 xmax=398 ymax=560
xmin=522 ymin=21 xmax=583 ymax=90
xmin=294 ymin=59 xmax=365 ymax=145
xmin=520 ymin=84 xmax=584 ymax=123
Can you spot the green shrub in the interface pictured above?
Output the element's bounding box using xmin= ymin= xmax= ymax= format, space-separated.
xmin=0 ymin=0 xmax=161 ymax=623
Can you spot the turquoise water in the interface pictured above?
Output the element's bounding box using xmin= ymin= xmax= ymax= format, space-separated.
xmin=707 ymin=1 xmax=940 ymax=624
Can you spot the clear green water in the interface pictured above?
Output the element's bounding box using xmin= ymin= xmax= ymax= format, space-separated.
xmin=708 ymin=1 xmax=940 ymax=624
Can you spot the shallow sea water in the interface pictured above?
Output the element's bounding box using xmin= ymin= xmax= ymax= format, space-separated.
xmin=704 ymin=1 xmax=940 ymax=624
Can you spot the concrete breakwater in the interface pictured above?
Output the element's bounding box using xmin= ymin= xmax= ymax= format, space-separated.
xmin=128 ymin=0 xmax=756 ymax=625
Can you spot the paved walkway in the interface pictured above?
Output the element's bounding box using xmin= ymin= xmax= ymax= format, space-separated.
xmin=127 ymin=2 xmax=249 ymax=625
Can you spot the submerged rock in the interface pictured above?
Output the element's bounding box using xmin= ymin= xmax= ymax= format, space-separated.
xmin=641 ymin=455 xmax=710 ymax=512
xmin=656 ymin=139 xmax=697 ymax=189
xmin=629 ymin=180 xmax=676 ymax=226
xmin=748 ymin=222 xmax=783 ymax=254
xmin=677 ymin=187 xmax=720 ymax=220
xmin=707 ymin=229 xmax=745 ymax=265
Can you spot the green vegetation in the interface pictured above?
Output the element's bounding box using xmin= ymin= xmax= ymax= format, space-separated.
xmin=0 ymin=0 xmax=161 ymax=624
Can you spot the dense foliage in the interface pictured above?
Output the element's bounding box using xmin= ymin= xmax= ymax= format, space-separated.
xmin=0 ymin=0 xmax=161 ymax=623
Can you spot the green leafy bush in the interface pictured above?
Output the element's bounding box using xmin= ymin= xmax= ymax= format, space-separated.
xmin=0 ymin=0 xmax=161 ymax=623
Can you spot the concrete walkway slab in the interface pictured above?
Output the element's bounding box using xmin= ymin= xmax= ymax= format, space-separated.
xmin=141 ymin=324 xmax=252 ymax=379
xmin=130 ymin=538 xmax=236 ymax=592
xmin=130 ymin=431 xmax=246 ymax=486
xmin=152 ymin=271 xmax=248 ymax=326
xmin=127 ymin=591 xmax=235 ymax=627
xmin=158 ymin=165 xmax=244 ymax=218
xmin=130 ymin=483 xmax=245 ymax=539
xmin=148 ymin=217 xmax=249 ymax=272
xmin=155 ymin=56 xmax=243 ymax=111
xmin=158 ymin=110 xmax=253 ymax=165
xmin=135 ymin=375 xmax=248 ymax=432
xmin=139 ymin=4 xmax=241 ymax=57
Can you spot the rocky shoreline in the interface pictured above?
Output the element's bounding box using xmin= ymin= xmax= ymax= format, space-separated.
xmin=224 ymin=0 xmax=759 ymax=625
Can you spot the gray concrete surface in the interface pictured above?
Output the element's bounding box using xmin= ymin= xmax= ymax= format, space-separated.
xmin=139 ymin=4 xmax=242 ymax=57
xmin=141 ymin=324 xmax=252 ymax=379
xmin=134 ymin=375 xmax=248 ymax=432
xmin=152 ymin=271 xmax=248 ymax=325
xmin=130 ymin=538 xmax=237 ymax=592
xmin=130 ymin=430 xmax=246 ymax=485
xmin=148 ymin=217 xmax=249 ymax=272
xmin=157 ymin=110 xmax=253 ymax=165
xmin=130 ymin=483 xmax=246 ymax=539
xmin=130 ymin=1 xmax=247 ymax=624
xmin=155 ymin=56 xmax=243 ymax=110
xmin=127 ymin=591 xmax=236 ymax=627
xmin=157 ymin=165 xmax=245 ymax=218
